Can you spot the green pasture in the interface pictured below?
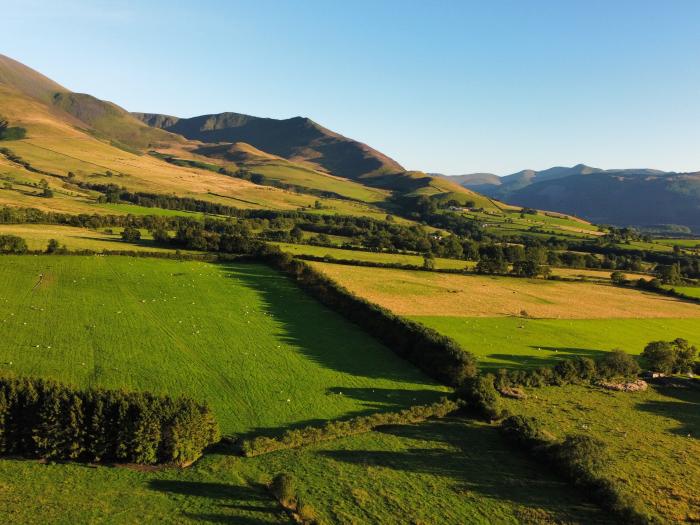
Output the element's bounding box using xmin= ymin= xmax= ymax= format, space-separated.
xmin=411 ymin=316 xmax=700 ymax=369
xmin=273 ymin=242 xmax=474 ymax=270
xmin=0 ymin=256 xmax=446 ymax=435
xmin=503 ymin=383 xmax=700 ymax=522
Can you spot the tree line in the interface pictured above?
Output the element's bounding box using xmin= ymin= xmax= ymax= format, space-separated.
xmin=0 ymin=376 xmax=220 ymax=465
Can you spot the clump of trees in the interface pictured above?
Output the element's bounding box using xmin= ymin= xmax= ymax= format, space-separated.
xmin=0 ymin=234 xmax=28 ymax=253
xmin=0 ymin=376 xmax=220 ymax=465
xmin=494 ymin=351 xmax=640 ymax=390
xmin=0 ymin=118 xmax=26 ymax=141
xmin=241 ymin=398 xmax=458 ymax=457
xmin=641 ymin=338 xmax=697 ymax=374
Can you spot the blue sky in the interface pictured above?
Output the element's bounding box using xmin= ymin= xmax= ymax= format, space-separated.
xmin=4 ymin=0 xmax=700 ymax=174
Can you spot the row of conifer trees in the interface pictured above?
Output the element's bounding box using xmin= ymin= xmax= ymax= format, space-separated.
xmin=0 ymin=377 xmax=220 ymax=465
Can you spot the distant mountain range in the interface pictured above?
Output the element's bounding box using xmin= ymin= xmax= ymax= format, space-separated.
xmin=436 ymin=165 xmax=700 ymax=231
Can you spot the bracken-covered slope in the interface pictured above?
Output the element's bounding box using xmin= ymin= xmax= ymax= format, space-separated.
xmin=134 ymin=111 xmax=405 ymax=180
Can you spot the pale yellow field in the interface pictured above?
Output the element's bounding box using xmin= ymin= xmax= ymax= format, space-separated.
xmin=309 ymin=263 xmax=700 ymax=319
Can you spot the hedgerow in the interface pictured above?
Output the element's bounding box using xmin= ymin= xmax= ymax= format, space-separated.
xmin=240 ymin=398 xmax=459 ymax=457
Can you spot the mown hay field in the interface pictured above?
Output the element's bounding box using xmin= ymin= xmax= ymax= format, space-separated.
xmin=502 ymin=383 xmax=700 ymax=523
xmin=309 ymin=263 xmax=700 ymax=319
xmin=0 ymin=256 xmax=446 ymax=434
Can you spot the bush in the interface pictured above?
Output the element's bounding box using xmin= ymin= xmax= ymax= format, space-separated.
xmin=270 ymin=473 xmax=296 ymax=509
xmin=500 ymin=415 xmax=553 ymax=450
xmin=458 ymin=374 xmax=503 ymax=420
xmin=121 ymin=227 xmax=142 ymax=242
xmin=596 ymin=349 xmax=640 ymax=379
xmin=0 ymin=376 xmax=219 ymax=465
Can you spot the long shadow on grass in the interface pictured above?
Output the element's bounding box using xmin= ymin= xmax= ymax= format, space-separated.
xmin=148 ymin=480 xmax=288 ymax=524
xmin=637 ymin=381 xmax=700 ymax=439
xmin=225 ymin=386 xmax=448 ymax=450
xmin=486 ymin=347 xmax=609 ymax=369
xmin=319 ymin=418 xmax=610 ymax=523
xmin=220 ymin=263 xmax=437 ymax=386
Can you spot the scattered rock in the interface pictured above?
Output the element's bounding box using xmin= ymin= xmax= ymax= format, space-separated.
xmin=499 ymin=386 xmax=528 ymax=399
xmin=597 ymin=379 xmax=648 ymax=392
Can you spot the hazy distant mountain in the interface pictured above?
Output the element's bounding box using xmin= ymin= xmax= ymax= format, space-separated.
xmin=441 ymin=164 xmax=700 ymax=231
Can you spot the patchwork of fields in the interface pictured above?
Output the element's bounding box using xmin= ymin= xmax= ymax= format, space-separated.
xmin=0 ymin=256 xmax=447 ymax=434
xmin=308 ymin=263 xmax=700 ymax=369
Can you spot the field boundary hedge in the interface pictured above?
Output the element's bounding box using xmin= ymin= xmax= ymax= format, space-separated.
xmin=0 ymin=376 xmax=220 ymax=466
xmin=240 ymin=398 xmax=459 ymax=457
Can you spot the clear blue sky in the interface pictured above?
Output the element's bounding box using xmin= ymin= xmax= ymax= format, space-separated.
xmin=4 ymin=0 xmax=700 ymax=174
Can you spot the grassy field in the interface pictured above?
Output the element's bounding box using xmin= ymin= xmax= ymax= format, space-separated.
xmin=0 ymin=416 xmax=613 ymax=524
xmin=411 ymin=317 xmax=700 ymax=368
xmin=308 ymin=263 xmax=700 ymax=319
xmin=274 ymin=242 xmax=474 ymax=270
xmin=0 ymin=256 xmax=447 ymax=435
xmin=462 ymin=208 xmax=601 ymax=240
xmin=667 ymin=285 xmax=700 ymax=299
xmin=237 ymin=418 xmax=611 ymax=524
xmin=502 ymin=383 xmax=700 ymax=523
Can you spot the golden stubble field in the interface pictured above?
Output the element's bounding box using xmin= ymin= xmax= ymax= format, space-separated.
xmin=310 ymin=262 xmax=700 ymax=319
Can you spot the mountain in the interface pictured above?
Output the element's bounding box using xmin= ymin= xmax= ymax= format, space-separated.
xmin=442 ymin=164 xmax=700 ymax=231
xmin=134 ymin=111 xmax=404 ymax=181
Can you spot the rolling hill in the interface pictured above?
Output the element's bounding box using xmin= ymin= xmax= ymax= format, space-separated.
xmin=441 ymin=164 xmax=700 ymax=231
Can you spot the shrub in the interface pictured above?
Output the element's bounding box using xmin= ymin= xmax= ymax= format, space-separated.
xmin=596 ymin=349 xmax=640 ymax=379
xmin=270 ymin=473 xmax=297 ymax=509
xmin=500 ymin=415 xmax=553 ymax=450
xmin=121 ymin=226 xmax=142 ymax=242
xmin=458 ymin=374 xmax=503 ymax=420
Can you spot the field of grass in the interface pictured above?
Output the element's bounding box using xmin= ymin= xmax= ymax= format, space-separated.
xmin=274 ymin=242 xmax=474 ymax=270
xmin=0 ymin=256 xmax=447 ymax=435
xmin=462 ymin=208 xmax=601 ymax=240
xmin=308 ymin=263 xmax=700 ymax=319
xmin=411 ymin=316 xmax=700 ymax=369
xmin=667 ymin=285 xmax=700 ymax=299
xmin=237 ymin=418 xmax=610 ymax=524
xmin=502 ymin=383 xmax=700 ymax=523
xmin=0 ymin=415 xmax=613 ymax=524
